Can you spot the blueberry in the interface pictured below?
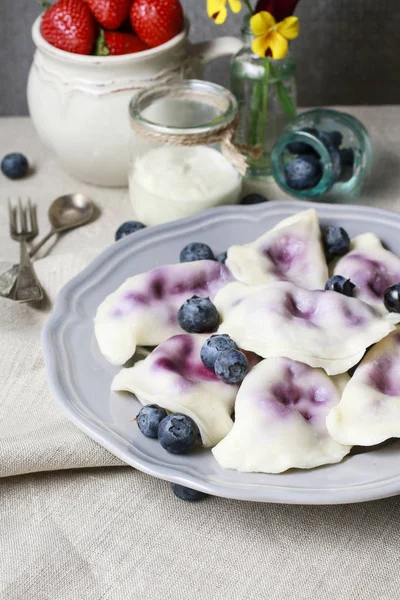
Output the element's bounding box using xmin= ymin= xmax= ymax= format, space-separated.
xmin=339 ymin=148 xmax=355 ymax=167
xmin=1 ymin=153 xmax=29 ymax=179
xmin=322 ymin=226 xmax=350 ymax=262
xmin=216 ymin=251 xmax=228 ymax=264
xmin=115 ymin=221 xmax=146 ymax=241
xmin=240 ymin=193 xmax=268 ymax=205
xmin=171 ymin=483 xmax=208 ymax=502
xmin=158 ymin=413 xmax=199 ymax=454
xmin=136 ymin=404 xmax=168 ymax=439
xmin=214 ymin=349 xmax=249 ymax=384
xmin=284 ymin=155 xmax=323 ymax=191
xmin=319 ymin=130 xmax=343 ymax=148
xmin=287 ymin=127 xmax=319 ymax=155
xmin=180 ymin=242 xmax=214 ymax=263
xmin=325 ymin=275 xmax=355 ymax=297
xmin=178 ymin=296 xmax=219 ymax=334
xmin=200 ymin=334 xmax=238 ymax=370
xmin=383 ymin=284 xmax=400 ymax=313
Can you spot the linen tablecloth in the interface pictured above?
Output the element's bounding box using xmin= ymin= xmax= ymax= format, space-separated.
xmin=1 ymin=111 xmax=400 ymax=600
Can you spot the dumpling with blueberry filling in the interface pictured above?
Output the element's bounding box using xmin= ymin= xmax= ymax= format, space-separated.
xmin=327 ymin=327 xmax=400 ymax=446
xmin=331 ymin=233 xmax=400 ymax=314
xmin=112 ymin=334 xmax=259 ymax=447
xmin=212 ymin=358 xmax=350 ymax=473
xmin=226 ymin=209 xmax=328 ymax=289
xmin=95 ymin=261 xmax=232 ymax=365
xmin=215 ymin=281 xmax=397 ymax=375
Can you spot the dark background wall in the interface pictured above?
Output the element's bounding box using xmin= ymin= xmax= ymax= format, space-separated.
xmin=0 ymin=0 xmax=397 ymax=116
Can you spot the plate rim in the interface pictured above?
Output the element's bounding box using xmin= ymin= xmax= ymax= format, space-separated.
xmin=42 ymin=200 xmax=400 ymax=504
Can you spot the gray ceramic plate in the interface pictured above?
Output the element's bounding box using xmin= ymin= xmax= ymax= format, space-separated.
xmin=42 ymin=200 xmax=400 ymax=504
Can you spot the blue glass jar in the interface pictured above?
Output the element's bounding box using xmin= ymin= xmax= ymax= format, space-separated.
xmin=271 ymin=109 xmax=372 ymax=202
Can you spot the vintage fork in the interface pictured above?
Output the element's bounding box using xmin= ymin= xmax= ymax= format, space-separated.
xmin=8 ymin=198 xmax=44 ymax=303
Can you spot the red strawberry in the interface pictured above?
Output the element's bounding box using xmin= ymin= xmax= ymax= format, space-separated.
xmin=130 ymin=0 xmax=184 ymax=48
xmin=86 ymin=0 xmax=132 ymax=30
xmin=95 ymin=30 xmax=149 ymax=55
xmin=41 ymin=0 xmax=97 ymax=55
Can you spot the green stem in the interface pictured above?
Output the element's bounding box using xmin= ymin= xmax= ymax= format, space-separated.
xmin=242 ymin=0 xmax=254 ymax=14
xmin=248 ymin=82 xmax=262 ymax=146
xmin=259 ymin=58 xmax=270 ymax=149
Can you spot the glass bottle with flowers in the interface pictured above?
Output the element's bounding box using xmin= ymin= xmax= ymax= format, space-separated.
xmin=207 ymin=0 xmax=300 ymax=177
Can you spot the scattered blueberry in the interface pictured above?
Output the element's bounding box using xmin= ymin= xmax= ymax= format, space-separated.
xmin=383 ymin=284 xmax=400 ymax=313
xmin=216 ymin=251 xmax=228 ymax=264
xmin=178 ymin=296 xmax=219 ymax=334
xmin=1 ymin=153 xmax=29 ymax=179
xmin=322 ymin=226 xmax=350 ymax=262
xmin=115 ymin=221 xmax=146 ymax=241
xmin=158 ymin=414 xmax=199 ymax=454
xmin=284 ymin=155 xmax=323 ymax=191
xmin=180 ymin=242 xmax=214 ymax=263
xmin=171 ymin=483 xmax=208 ymax=502
xmin=240 ymin=193 xmax=268 ymax=205
xmin=136 ymin=404 xmax=168 ymax=439
xmin=325 ymin=275 xmax=355 ymax=297
xmin=339 ymin=148 xmax=355 ymax=168
xmin=214 ymin=349 xmax=249 ymax=384
xmin=287 ymin=127 xmax=319 ymax=155
xmin=200 ymin=334 xmax=238 ymax=370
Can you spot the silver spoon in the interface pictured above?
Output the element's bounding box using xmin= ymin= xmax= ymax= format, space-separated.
xmin=29 ymin=193 xmax=95 ymax=257
xmin=0 ymin=193 xmax=95 ymax=298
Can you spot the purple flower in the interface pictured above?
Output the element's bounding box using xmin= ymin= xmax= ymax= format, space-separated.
xmin=255 ymin=0 xmax=301 ymax=21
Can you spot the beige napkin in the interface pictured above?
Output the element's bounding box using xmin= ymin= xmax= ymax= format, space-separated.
xmin=0 ymin=253 xmax=124 ymax=478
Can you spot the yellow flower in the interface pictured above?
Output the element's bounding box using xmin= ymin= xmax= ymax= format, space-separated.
xmin=250 ymin=11 xmax=299 ymax=59
xmin=207 ymin=0 xmax=242 ymax=25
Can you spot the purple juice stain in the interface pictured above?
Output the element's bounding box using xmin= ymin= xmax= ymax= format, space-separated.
xmin=341 ymin=302 xmax=366 ymax=327
xmin=368 ymin=355 xmax=400 ymax=396
xmin=343 ymin=254 xmax=400 ymax=299
xmin=152 ymin=335 xmax=221 ymax=383
xmin=285 ymin=293 xmax=316 ymax=322
xmin=264 ymin=235 xmax=305 ymax=277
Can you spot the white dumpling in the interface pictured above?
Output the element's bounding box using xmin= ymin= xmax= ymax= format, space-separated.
xmin=226 ymin=209 xmax=328 ymax=288
xmin=327 ymin=327 xmax=400 ymax=446
xmin=212 ymin=358 xmax=350 ymax=473
xmin=215 ymin=281 xmax=397 ymax=375
xmin=332 ymin=233 xmax=400 ymax=314
xmin=95 ymin=261 xmax=232 ymax=365
xmin=112 ymin=334 xmax=243 ymax=447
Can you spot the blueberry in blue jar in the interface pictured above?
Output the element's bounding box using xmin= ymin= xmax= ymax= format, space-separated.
xmin=158 ymin=413 xmax=200 ymax=454
xmin=171 ymin=483 xmax=208 ymax=502
xmin=180 ymin=242 xmax=214 ymax=263
xmin=286 ymin=127 xmax=319 ymax=156
xmin=284 ymin=155 xmax=323 ymax=191
xmin=136 ymin=404 xmax=168 ymax=438
xmin=325 ymin=275 xmax=355 ymax=297
xmin=214 ymin=349 xmax=249 ymax=384
xmin=178 ymin=296 xmax=219 ymax=334
xmin=115 ymin=221 xmax=146 ymax=241
xmin=200 ymin=334 xmax=238 ymax=370
xmin=1 ymin=153 xmax=29 ymax=179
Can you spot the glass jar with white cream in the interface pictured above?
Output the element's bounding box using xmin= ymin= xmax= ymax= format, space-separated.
xmin=128 ymin=80 xmax=243 ymax=226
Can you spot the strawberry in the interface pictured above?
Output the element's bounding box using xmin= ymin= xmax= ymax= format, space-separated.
xmin=95 ymin=29 xmax=149 ymax=55
xmin=41 ymin=0 xmax=97 ymax=55
xmin=130 ymin=0 xmax=184 ymax=48
xmin=86 ymin=0 xmax=132 ymax=30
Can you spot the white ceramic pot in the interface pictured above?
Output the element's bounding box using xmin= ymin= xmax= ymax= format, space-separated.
xmin=27 ymin=16 xmax=242 ymax=187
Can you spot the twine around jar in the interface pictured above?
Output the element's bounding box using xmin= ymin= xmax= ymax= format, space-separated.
xmin=130 ymin=89 xmax=262 ymax=176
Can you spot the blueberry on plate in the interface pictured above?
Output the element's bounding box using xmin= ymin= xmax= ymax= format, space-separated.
xmin=383 ymin=284 xmax=400 ymax=313
xmin=171 ymin=483 xmax=208 ymax=502
xmin=214 ymin=349 xmax=249 ymax=384
xmin=284 ymin=155 xmax=323 ymax=191
xmin=200 ymin=334 xmax=238 ymax=370
xmin=286 ymin=127 xmax=319 ymax=155
xmin=322 ymin=226 xmax=350 ymax=262
xmin=216 ymin=251 xmax=228 ymax=264
xmin=115 ymin=221 xmax=146 ymax=241
xmin=136 ymin=404 xmax=168 ymax=439
xmin=178 ymin=296 xmax=219 ymax=334
xmin=158 ymin=413 xmax=199 ymax=454
xmin=240 ymin=193 xmax=268 ymax=205
xmin=325 ymin=275 xmax=355 ymax=297
xmin=1 ymin=152 xmax=29 ymax=179
xmin=180 ymin=242 xmax=214 ymax=263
